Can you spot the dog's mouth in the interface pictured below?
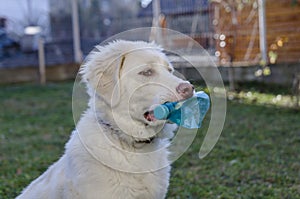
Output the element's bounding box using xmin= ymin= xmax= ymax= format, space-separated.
xmin=143 ymin=111 xmax=156 ymax=122
xmin=143 ymin=101 xmax=171 ymax=123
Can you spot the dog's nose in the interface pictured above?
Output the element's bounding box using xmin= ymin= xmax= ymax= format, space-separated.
xmin=176 ymin=82 xmax=194 ymax=100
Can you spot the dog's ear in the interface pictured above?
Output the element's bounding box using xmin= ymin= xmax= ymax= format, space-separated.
xmin=81 ymin=53 xmax=126 ymax=107
xmin=97 ymin=55 xmax=126 ymax=107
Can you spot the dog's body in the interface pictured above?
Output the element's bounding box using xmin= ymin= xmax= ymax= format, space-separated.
xmin=17 ymin=40 xmax=194 ymax=199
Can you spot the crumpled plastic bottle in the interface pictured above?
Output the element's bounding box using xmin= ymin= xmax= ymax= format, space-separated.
xmin=153 ymin=91 xmax=210 ymax=129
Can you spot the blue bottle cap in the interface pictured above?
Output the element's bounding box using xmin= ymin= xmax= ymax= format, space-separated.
xmin=153 ymin=105 xmax=169 ymax=120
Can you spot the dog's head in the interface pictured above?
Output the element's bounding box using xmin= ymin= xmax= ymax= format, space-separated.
xmin=81 ymin=40 xmax=194 ymax=143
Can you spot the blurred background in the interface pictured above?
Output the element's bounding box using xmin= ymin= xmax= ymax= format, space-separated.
xmin=0 ymin=0 xmax=299 ymax=91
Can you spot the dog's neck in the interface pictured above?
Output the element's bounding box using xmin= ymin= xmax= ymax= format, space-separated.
xmin=89 ymin=96 xmax=166 ymax=149
xmin=97 ymin=118 xmax=156 ymax=148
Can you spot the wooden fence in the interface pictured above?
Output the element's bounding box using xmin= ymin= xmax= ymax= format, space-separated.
xmin=213 ymin=0 xmax=300 ymax=66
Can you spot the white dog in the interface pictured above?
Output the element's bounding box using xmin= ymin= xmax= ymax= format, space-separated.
xmin=17 ymin=40 xmax=194 ymax=199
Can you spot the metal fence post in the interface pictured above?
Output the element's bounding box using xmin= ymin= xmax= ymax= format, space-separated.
xmin=258 ymin=0 xmax=267 ymax=66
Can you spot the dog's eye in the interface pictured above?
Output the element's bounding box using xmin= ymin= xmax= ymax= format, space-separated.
xmin=139 ymin=69 xmax=154 ymax=76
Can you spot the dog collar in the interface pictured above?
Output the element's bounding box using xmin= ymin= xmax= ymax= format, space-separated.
xmin=134 ymin=136 xmax=155 ymax=144
xmin=98 ymin=119 xmax=156 ymax=146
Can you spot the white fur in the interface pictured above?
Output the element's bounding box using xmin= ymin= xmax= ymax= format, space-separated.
xmin=17 ymin=40 xmax=189 ymax=199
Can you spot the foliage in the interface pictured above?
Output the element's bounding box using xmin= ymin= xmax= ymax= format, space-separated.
xmin=0 ymin=82 xmax=299 ymax=198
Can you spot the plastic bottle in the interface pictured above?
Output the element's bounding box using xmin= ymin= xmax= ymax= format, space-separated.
xmin=153 ymin=91 xmax=210 ymax=129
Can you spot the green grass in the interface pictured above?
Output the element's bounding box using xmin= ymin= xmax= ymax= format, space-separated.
xmin=0 ymin=82 xmax=300 ymax=198
xmin=0 ymin=82 xmax=74 ymax=198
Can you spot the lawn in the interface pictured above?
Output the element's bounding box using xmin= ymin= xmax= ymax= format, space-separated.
xmin=0 ymin=82 xmax=299 ymax=198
